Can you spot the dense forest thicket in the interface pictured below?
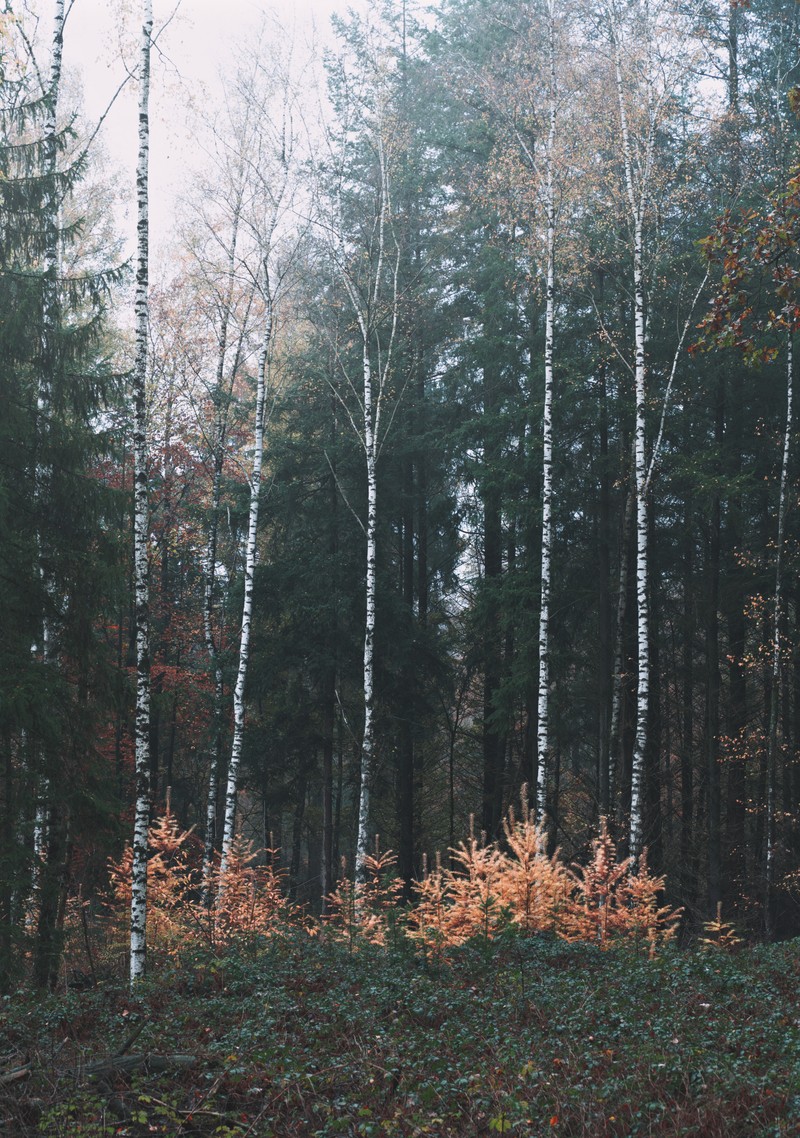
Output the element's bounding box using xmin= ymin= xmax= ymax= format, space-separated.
xmin=2 ymin=0 xmax=800 ymax=989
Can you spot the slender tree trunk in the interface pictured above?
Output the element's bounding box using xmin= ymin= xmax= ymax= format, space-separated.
xmin=201 ymin=207 xmax=246 ymax=895
xmin=481 ymin=373 xmax=504 ymax=840
xmin=611 ymin=13 xmax=653 ymax=857
xmin=356 ymin=343 xmax=378 ymax=877
xmin=597 ymin=304 xmax=613 ymax=818
xmin=536 ymin=0 xmax=557 ymax=822
xmin=645 ymin=511 xmax=662 ymax=869
xmin=398 ymin=458 xmax=415 ymax=892
xmin=321 ymin=419 xmax=338 ymax=911
xmin=130 ymin=0 xmax=153 ymax=987
xmin=220 ymin=289 xmax=273 ymax=878
xmin=722 ymin=0 xmax=746 ymax=911
xmin=338 ymin=128 xmax=399 ymax=880
xmin=725 ymin=375 xmax=748 ymax=906
xmin=610 ymin=482 xmax=634 ymax=802
xmin=289 ymin=772 xmax=307 ymax=901
xmin=629 ymin=206 xmax=649 ymax=859
xmin=32 ymin=805 xmax=70 ymax=991
xmin=414 ymin=350 xmax=428 ymax=874
xmin=680 ymin=495 xmax=695 ymax=903
xmin=321 ymin=672 xmax=335 ymax=912
xmin=706 ymin=377 xmax=723 ymax=916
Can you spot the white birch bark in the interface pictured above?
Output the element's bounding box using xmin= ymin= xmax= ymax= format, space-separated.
xmin=130 ymin=0 xmax=152 ymax=986
xmin=610 ymin=4 xmax=654 ymax=858
xmin=609 ymin=482 xmax=634 ymax=799
xmin=603 ymin=0 xmax=700 ymax=854
xmin=219 ymin=285 xmax=273 ymax=879
xmin=331 ymin=126 xmax=399 ymax=881
xmin=208 ymin=51 xmax=297 ymax=886
xmin=536 ymin=0 xmax=557 ymax=822
xmin=321 ymin=86 xmax=400 ymax=878
xmin=356 ymin=340 xmax=379 ymax=875
xmin=201 ymin=202 xmax=245 ymax=895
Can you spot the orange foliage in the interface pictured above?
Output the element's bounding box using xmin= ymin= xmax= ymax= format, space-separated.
xmin=408 ymin=802 xmax=571 ymax=960
xmin=563 ymin=819 xmax=682 ymax=954
xmin=108 ymin=810 xmax=197 ymax=957
xmin=207 ymin=839 xmax=295 ymax=948
xmin=496 ymin=801 xmax=571 ymax=935
xmin=107 ymin=798 xmax=682 ymax=968
xmin=409 ymin=805 xmax=679 ymax=959
xmin=107 ymin=810 xmax=296 ymax=962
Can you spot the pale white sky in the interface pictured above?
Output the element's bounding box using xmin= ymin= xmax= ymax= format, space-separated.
xmin=53 ymin=0 xmax=361 ymax=254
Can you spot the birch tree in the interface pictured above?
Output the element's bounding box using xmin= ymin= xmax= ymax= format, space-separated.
xmin=468 ymin=0 xmax=583 ymax=824
xmin=319 ymin=15 xmax=402 ymax=878
xmin=609 ymin=0 xmax=652 ymax=858
xmin=478 ymin=0 xmax=561 ymax=823
xmin=177 ymin=107 xmax=263 ymax=892
xmin=199 ymin=196 xmax=250 ymax=890
xmin=600 ymin=0 xmax=702 ymax=856
xmin=130 ymin=0 xmax=152 ymax=986
xmin=535 ymin=0 xmax=558 ymax=822
xmin=218 ymin=47 xmax=301 ymax=880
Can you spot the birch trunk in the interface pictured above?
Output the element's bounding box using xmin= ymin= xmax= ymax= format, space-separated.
xmin=611 ymin=10 xmax=652 ymax=858
xmin=536 ymin=0 xmax=557 ymax=823
xmin=201 ymin=204 xmax=246 ymax=894
xmin=330 ymin=121 xmax=399 ymax=880
xmin=130 ymin=0 xmax=153 ymax=986
xmin=609 ymin=481 xmax=634 ymax=796
xmin=219 ymin=286 xmax=273 ymax=879
xmin=630 ymin=204 xmax=649 ymax=859
xmin=355 ymin=343 xmax=378 ymax=875
xmin=201 ymin=425 xmax=227 ymax=898
xmin=210 ymin=55 xmax=295 ymax=886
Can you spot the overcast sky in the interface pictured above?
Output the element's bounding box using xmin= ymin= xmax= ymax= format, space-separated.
xmin=52 ymin=0 xmax=360 ymax=254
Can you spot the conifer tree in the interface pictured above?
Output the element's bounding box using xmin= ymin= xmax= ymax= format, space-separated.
xmin=0 ymin=2 xmax=122 ymax=990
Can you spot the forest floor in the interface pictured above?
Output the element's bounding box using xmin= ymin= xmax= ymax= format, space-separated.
xmin=2 ymin=932 xmax=800 ymax=1137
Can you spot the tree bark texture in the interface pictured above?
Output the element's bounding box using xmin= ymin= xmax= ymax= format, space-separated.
xmin=130 ymin=0 xmax=153 ymax=987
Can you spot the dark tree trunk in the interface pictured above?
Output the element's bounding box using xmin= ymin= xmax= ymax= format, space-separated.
xmin=706 ymin=379 xmax=724 ymax=916
xmin=681 ymin=496 xmax=696 ymax=906
xmin=724 ymin=369 xmax=748 ymax=909
xmin=398 ymin=458 xmax=415 ymax=892
xmin=289 ymin=773 xmax=307 ymax=902
xmin=481 ymin=365 xmax=505 ymax=840
xmin=33 ymin=804 xmax=70 ymax=991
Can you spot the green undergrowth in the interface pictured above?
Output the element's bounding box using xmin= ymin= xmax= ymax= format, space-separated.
xmin=3 ymin=933 xmax=800 ymax=1136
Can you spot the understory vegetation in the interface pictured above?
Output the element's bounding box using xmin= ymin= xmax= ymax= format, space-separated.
xmin=2 ymin=933 xmax=799 ymax=1136
xmin=94 ymin=798 xmax=681 ymax=969
xmin=5 ymin=804 xmax=795 ymax=1136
